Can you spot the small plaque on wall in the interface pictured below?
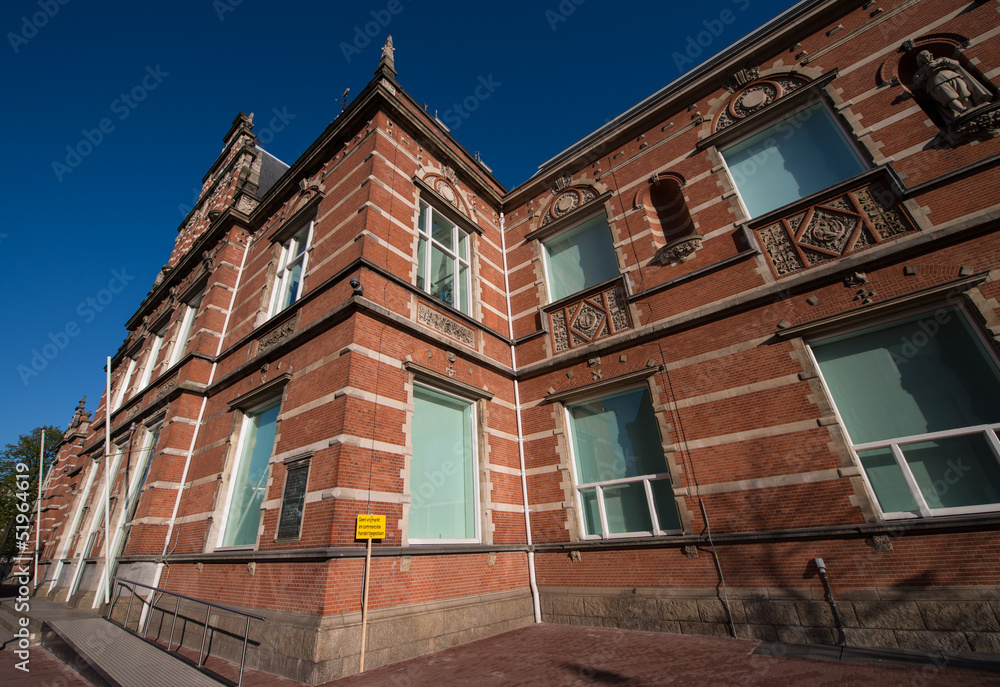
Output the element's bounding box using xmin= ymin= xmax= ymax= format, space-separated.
xmin=277 ymin=464 xmax=309 ymax=539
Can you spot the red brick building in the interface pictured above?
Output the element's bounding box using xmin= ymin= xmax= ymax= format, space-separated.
xmin=32 ymin=0 xmax=1000 ymax=681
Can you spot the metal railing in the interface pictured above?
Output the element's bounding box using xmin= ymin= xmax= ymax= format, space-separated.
xmin=107 ymin=576 xmax=266 ymax=686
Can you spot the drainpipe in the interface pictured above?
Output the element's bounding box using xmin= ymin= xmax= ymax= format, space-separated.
xmin=815 ymin=557 xmax=848 ymax=646
xmin=151 ymin=229 xmax=251 ymax=594
xmin=499 ymin=211 xmax=541 ymax=623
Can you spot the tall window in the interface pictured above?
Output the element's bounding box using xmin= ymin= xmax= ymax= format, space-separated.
xmin=112 ymin=357 xmax=138 ymax=410
xmin=409 ymin=385 xmax=478 ymax=542
xmin=115 ymin=422 xmax=161 ymax=555
xmin=268 ymin=223 xmax=312 ymax=317
xmin=721 ymin=102 xmax=866 ymax=218
xmin=220 ymin=401 xmax=281 ymax=547
xmin=169 ymin=290 xmax=203 ymax=366
xmin=136 ymin=327 xmax=166 ymax=390
xmin=566 ymin=387 xmax=681 ymax=538
xmin=416 ymin=201 xmax=472 ymax=314
xmin=542 ymin=214 xmax=619 ymax=302
xmin=811 ymin=306 xmax=1000 ymax=518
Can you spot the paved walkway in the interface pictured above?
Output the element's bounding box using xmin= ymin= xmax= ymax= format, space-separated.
xmin=4 ymin=600 xmax=1000 ymax=686
xmin=317 ymin=624 xmax=1000 ymax=687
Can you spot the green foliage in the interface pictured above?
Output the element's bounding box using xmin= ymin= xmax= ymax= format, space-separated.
xmin=0 ymin=425 xmax=63 ymax=561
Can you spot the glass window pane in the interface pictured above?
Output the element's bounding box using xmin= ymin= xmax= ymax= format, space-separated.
xmin=223 ymin=403 xmax=280 ymax=547
xmin=282 ymin=262 xmax=302 ymax=310
xmin=857 ymin=448 xmax=918 ymax=514
xmin=813 ymin=308 xmax=1000 ymax=444
xmin=723 ymin=103 xmax=866 ymax=218
xmin=544 ymin=215 xmax=619 ymax=302
xmin=416 ymin=237 xmax=427 ymax=290
xmin=410 ymin=387 xmax=475 ymax=540
xmin=651 ymin=478 xmax=681 ymax=531
xmin=568 ymin=388 xmax=667 ymax=483
xmin=418 ymin=201 xmax=428 ymax=235
xmin=580 ymin=488 xmax=601 ymax=536
xmin=602 ymin=483 xmax=652 ymax=534
xmin=902 ymin=434 xmax=1000 ymax=509
xmin=459 ymin=232 xmax=469 ymax=260
xmin=429 ymin=246 xmax=455 ymax=308
xmin=459 ymin=264 xmax=469 ymax=314
xmin=431 ymin=210 xmax=454 ymax=250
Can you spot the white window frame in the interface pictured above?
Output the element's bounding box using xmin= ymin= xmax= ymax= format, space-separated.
xmin=719 ymin=99 xmax=868 ymax=220
xmin=136 ymin=327 xmax=166 ymax=390
xmin=168 ymin=290 xmax=203 ymax=367
xmin=540 ymin=211 xmax=620 ymax=303
xmin=110 ymin=421 xmax=161 ymax=559
xmin=808 ymin=303 xmax=1000 ymax=520
xmin=112 ymin=357 xmax=138 ymax=410
xmin=408 ymin=383 xmax=481 ymax=544
xmin=215 ymin=397 xmax=282 ymax=550
xmin=563 ymin=384 xmax=681 ymax=540
xmin=267 ymin=221 xmax=313 ymax=318
xmin=415 ymin=201 xmax=473 ymax=315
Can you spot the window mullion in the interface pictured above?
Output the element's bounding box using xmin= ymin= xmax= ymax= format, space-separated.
xmin=890 ymin=442 xmax=931 ymax=517
xmin=596 ymin=485 xmax=609 ymax=538
xmin=644 ymin=479 xmax=661 ymax=534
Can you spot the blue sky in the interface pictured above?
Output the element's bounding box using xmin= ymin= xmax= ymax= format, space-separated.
xmin=0 ymin=0 xmax=797 ymax=449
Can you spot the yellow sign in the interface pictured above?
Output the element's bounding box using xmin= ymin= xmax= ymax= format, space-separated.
xmin=356 ymin=514 xmax=386 ymax=539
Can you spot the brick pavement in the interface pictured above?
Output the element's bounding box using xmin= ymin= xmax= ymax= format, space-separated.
xmin=317 ymin=624 xmax=1000 ymax=687
xmin=0 ymin=644 xmax=94 ymax=687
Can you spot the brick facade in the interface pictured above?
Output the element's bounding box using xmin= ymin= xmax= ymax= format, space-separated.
xmin=30 ymin=0 xmax=1000 ymax=681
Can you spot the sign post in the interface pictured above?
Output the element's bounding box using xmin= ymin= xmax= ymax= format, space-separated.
xmin=356 ymin=514 xmax=385 ymax=673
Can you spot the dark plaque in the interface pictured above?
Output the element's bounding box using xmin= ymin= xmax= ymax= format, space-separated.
xmin=277 ymin=464 xmax=308 ymax=539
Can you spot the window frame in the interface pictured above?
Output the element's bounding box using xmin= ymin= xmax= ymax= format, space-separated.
xmin=112 ymin=357 xmax=138 ymax=411
xmin=561 ymin=382 xmax=682 ymax=540
xmin=415 ymin=200 xmax=473 ymax=315
xmin=539 ymin=210 xmax=620 ymax=304
xmin=168 ymin=290 xmax=203 ymax=367
xmin=216 ymin=397 xmax=282 ymax=550
xmin=718 ymin=98 xmax=868 ymax=220
xmin=807 ymin=302 xmax=1000 ymax=520
xmin=136 ymin=326 xmax=166 ymax=390
xmin=407 ymin=382 xmax=482 ymax=545
xmin=267 ymin=221 xmax=314 ymax=318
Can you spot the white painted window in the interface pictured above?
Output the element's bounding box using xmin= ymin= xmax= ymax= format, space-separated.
xmin=720 ymin=101 xmax=866 ymax=218
xmin=541 ymin=213 xmax=619 ymax=303
xmin=810 ymin=305 xmax=1000 ymax=518
xmin=168 ymin=290 xmax=203 ymax=366
xmin=268 ymin=222 xmax=313 ymax=317
xmin=565 ymin=386 xmax=681 ymax=538
xmin=136 ymin=327 xmax=166 ymax=390
xmin=416 ymin=201 xmax=472 ymax=315
xmin=409 ymin=385 xmax=479 ymax=543
xmin=218 ymin=400 xmax=281 ymax=548
xmin=112 ymin=358 xmax=138 ymax=410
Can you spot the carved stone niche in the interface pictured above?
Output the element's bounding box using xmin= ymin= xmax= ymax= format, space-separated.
xmin=636 ymin=173 xmax=703 ymax=266
xmin=896 ymin=37 xmax=998 ymax=142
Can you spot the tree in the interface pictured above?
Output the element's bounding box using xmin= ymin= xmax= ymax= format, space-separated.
xmin=0 ymin=425 xmax=63 ymax=562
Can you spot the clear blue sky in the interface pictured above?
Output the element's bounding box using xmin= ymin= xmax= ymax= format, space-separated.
xmin=0 ymin=0 xmax=797 ymax=449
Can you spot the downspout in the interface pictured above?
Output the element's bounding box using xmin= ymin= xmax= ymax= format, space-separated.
xmin=499 ymin=211 xmax=541 ymax=624
xmin=151 ymin=227 xmax=251 ymax=591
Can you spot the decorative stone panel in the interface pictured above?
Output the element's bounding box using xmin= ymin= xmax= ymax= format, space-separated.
xmin=548 ymin=284 xmax=632 ymax=353
xmin=715 ymin=74 xmax=810 ymax=131
xmin=753 ymin=178 xmax=917 ymax=278
xmin=417 ymin=303 xmax=475 ymax=347
xmin=540 ymin=186 xmax=599 ymax=226
xmin=256 ymin=317 xmax=297 ymax=356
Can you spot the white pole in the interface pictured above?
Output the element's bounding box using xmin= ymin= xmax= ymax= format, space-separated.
xmin=359 ymin=537 xmax=372 ymax=673
xmin=34 ymin=429 xmax=45 ymax=588
xmin=104 ymin=357 xmax=112 ymax=605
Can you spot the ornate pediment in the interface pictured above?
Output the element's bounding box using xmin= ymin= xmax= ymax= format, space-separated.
xmin=539 ymin=185 xmax=599 ymax=226
xmin=714 ymin=74 xmax=810 ymax=132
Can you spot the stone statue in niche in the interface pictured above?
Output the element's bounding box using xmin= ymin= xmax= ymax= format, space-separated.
xmin=912 ymin=50 xmax=991 ymax=122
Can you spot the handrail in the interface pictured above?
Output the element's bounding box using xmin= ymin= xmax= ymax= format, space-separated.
xmin=107 ymin=575 xmax=265 ymax=686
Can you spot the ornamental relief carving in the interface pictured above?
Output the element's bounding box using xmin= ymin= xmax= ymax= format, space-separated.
xmin=539 ymin=186 xmax=599 ymax=226
xmin=549 ymin=285 xmax=632 ymax=353
xmin=715 ymin=75 xmax=809 ymax=132
xmin=256 ymin=318 xmax=297 ymax=356
xmin=756 ymin=181 xmax=915 ymax=277
xmin=417 ymin=303 xmax=475 ymax=347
